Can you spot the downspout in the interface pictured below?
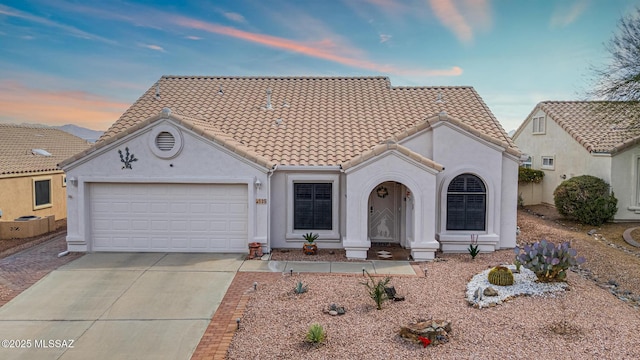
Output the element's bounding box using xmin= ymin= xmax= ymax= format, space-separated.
xmin=266 ymin=164 xmax=278 ymax=253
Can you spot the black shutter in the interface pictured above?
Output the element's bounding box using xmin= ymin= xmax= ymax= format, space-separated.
xmin=446 ymin=174 xmax=486 ymax=231
xmin=294 ymin=183 xmax=332 ymax=230
xmin=313 ymin=184 xmax=332 ymax=230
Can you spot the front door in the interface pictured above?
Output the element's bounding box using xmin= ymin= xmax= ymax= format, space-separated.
xmin=368 ymin=182 xmax=399 ymax=243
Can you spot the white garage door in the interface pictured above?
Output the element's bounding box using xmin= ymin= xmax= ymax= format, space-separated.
xmin=89 ymin=183 xmax=248 ymax=252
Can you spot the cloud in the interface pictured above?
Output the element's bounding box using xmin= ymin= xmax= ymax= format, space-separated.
xmin=379 ymin=33 xmax=392 ymax=43
xmin=223 ymin=11 xmax=247 ymax=24
xmin=0 ymin=4 xmax=116 ymax=44
xmin=171 ymin=16 xmax=460 ymax=77
xmin=550 ymin=0 xmax=589 ymax=28
xmin=427 ymin=0 xmax=492 ymax=44
xmin=0 ymin=80 xmax=129 ymax=130
xmin=141 ymin=44 xmax=165 ymax=52
xmin=185 ymin=35 xmax=203 ymax=40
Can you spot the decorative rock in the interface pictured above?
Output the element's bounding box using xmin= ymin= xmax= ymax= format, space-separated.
xmin=483 ymin=287 xmax=499 ymax=297
xmin=399 ymin=319 xmax=452 ymax=346
xmin=587 ymin=229 xmax=597 ymax=236
xmin=329 ymin=310 xmax=338 ymax=316
xmin=474 ymin=286 xmax=483 ymax=301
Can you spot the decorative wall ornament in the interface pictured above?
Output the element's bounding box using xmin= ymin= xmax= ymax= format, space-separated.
xmin=376 ymin=185 xmax=389 ymax=198
xmin=118 ymin=147 xmax=138 ymax=169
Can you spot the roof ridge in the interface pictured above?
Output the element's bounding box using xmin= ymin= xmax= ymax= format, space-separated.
xmin=160 ymin=75 xmax=390 ymax=80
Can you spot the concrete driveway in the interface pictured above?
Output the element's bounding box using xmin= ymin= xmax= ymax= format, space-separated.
xmin=0 ymin=252 xmax=244 ymax=360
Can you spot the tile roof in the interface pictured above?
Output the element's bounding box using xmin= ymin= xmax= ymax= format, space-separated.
xmin=96 ymin=76 xmax=516 ymax=167
xmin=0 ymin=124 xmax=91 ymax=176
xmin=534 ymin=101 xmax=640 ymax=153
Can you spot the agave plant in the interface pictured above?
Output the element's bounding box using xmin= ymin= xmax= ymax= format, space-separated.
xmin=514 ymin=239 xmax=585 ymax=282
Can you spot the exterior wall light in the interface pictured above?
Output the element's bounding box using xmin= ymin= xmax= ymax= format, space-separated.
xmin=69 ymin=177 xmax=78 ymax=186
xmin=255 ymin=178 xmax=262 ymax=190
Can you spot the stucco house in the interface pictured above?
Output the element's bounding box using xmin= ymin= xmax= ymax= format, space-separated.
xmin=60 ymin=76 xmax=520 ymax=260
xmin=0 ymin=124 xmax=90 ymax=223
xmin=512 ymin=101 xmax=640 ymax=221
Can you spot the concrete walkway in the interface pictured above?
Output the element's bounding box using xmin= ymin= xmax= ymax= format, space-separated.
xmin=0 ymin=243 xmax=416 ymax=360
xmin=239 ymin=258 xmax=417 ymax=275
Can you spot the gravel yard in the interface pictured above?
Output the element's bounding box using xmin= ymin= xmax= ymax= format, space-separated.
xmin=227 ymin=207 xmax=640 ymax=359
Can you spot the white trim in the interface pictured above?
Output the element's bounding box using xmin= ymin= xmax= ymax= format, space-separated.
xmin=343 ymin=150 xmax=441 ymax=175
xmin=32 ymin=176 xmax=53 ymax=210
xmin=285 ymin=173 xmax=341 ymax=241
xmin=277 ymin=165 xmax=341 ymax=171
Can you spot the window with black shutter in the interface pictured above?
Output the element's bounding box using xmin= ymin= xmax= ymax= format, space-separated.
xmin=446 ymin=174 xmax=486 ymax=231
xmin=294 ymin=183 xmax=332 ymax=230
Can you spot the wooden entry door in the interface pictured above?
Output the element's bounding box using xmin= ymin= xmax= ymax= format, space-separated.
xmin=368 ymin=182 xmax=399 ymax=243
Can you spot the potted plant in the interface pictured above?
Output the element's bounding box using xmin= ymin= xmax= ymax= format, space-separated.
xmin=302 ymin=232 xmax=319 ymax=255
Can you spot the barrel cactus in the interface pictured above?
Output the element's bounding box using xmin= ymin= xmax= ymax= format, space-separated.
xmin=487 ymin=266 xmax=514 ymax=286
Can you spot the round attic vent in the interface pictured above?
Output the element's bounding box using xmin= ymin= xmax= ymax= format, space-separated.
xmin=155 ymin=131 xmax=175 ymax=151
xmin=148 ymin=125 xmax=183 ymax=159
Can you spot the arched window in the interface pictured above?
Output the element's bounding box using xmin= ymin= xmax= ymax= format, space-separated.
xmin=446 ymin=174 xmax=486 ymax=231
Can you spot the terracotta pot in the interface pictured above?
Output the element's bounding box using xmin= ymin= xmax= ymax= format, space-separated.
xmin=302 ymin=243 xmax=317 ymax=255
xmin=248 ymin=242 xmax=263 ymax=259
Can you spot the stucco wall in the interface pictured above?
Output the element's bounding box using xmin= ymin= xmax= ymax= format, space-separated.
xmin=269 ymin=169 xmax=345 ymax=250
xmin=0 ymin=171 xmax=67 ymax=221
xmin=431 ymin=122 xmax=517 ymax=251
xmin=514 ymin=109 xmax=609 ymax=205
xmin=611 ymin=146 xmax=640 ymax=221
xmin=64 ymin=119 xmax=269 ymax=251
xmin=513 ymin=108 xmax=640 ymax=221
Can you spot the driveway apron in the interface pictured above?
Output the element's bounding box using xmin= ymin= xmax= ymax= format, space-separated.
xmin=0 ymin=252 xmax=243 ymax=360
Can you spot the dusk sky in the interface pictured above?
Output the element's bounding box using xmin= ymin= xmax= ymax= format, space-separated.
xmin=1 ymin=0 xmax=637 ymax=132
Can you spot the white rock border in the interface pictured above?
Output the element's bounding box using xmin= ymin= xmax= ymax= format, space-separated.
xmin=465 ymin=265 xmax=568 ymax=308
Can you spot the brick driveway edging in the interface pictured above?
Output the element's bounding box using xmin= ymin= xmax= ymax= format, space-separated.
xmin=0 ymin=234 xmax=83 ymax=307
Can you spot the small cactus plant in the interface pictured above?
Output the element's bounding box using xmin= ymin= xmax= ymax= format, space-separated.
xmin=305 ymin=323 xmax=326 ymax=346
xmin=294 ymin=280 xmax=308 ymax=294
xmin=514 ymin=239 xmax=586 ymax=282
xmin=487 ymin=266 xmax=514 ymax=286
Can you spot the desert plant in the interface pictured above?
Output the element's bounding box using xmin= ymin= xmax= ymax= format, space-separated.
xmin=553 ymin=175 xmax=617 ymax=226
xmin=305 ymin=323 xmax=326 ymax=345
xmin=360 ymin=270 xmax=391 ymax=310
xmin=514 ymin=258 xmax=522 ymax=273
xmin=487 ymin=266 xmax=514 ymax=286
xmin=302 ymin=232 xmax=319 ymax=243
xmin=294 ymin=280 xmax=308 ymax=294
xmin=467 ymin=234 xmax=480 ymax=259
xmin=514 ymin=239 xmax=586 ymax=282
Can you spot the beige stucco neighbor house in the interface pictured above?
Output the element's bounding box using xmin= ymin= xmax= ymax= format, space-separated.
xmin=513 ymin=101 xmax=640 ymax=221
xmin=60 ymin=76 xmax=520 ymax=260
xmin=0 ymin=124 xmax=90 ymax=225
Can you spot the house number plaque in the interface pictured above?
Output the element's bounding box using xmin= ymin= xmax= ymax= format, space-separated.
xmin=256 ymin=198 xmax=267 ymax=204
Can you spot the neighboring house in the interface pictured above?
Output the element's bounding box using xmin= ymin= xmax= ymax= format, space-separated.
xmin=60 ymin=76 xmax=520 ymax=260
xmin=0 ymin=124 xmax=91 ymax=222
xmin=513 ymin=101 xmax=640 ymax=221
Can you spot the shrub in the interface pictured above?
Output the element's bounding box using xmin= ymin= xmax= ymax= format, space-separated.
xmin=514 ymin=239 xmax=586 ymax=282
xmin=553 ymin=175 xmax=617 ymax=226
xmin=518 ymin=167 xmax=544 ymax=183
xmin=305 ymin=323 xmax=326 ymax=345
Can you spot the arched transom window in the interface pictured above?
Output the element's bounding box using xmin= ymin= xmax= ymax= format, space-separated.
xmin=446 ymin=174 xmax=486 ymax=231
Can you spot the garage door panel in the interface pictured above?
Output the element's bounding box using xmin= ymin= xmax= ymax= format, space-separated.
xmin=90 ymin=183 xmax=248 ymax=252
xmin=131 ymin=220 xmax=148 ymax=231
